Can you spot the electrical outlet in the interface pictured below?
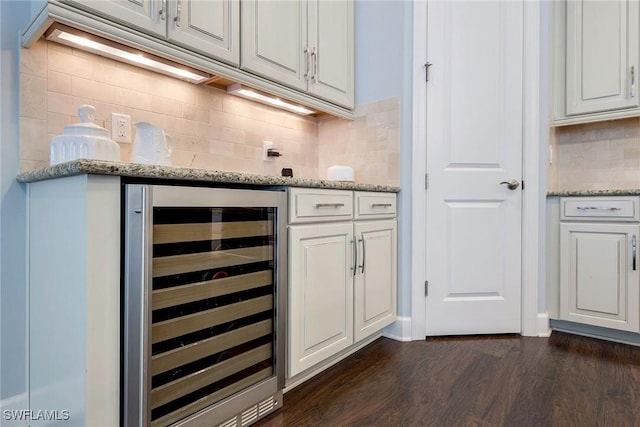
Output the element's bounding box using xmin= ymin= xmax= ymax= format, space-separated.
xmin=111 ymin=113 xmax=132 ymax=143
xmin=263 ymin=140 xmax=275 ymax=161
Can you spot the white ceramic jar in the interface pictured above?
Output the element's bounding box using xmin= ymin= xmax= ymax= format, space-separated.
xmin=50 ymin=105 xmax=120 ymax=165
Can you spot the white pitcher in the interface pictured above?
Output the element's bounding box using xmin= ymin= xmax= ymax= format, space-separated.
xmin=132 ymin=122 xmax=174 ymax=166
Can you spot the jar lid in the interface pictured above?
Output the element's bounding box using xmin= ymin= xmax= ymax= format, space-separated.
xmin=61 ymin=105 xmax=109 ymax=138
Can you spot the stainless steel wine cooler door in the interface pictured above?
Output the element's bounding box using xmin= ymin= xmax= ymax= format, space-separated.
xmin=124 ymin=185 xmax=287 ymax=427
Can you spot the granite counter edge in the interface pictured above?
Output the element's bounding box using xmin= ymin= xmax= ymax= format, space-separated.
xmin=16 ymin=160 xmax=401 ymax=193
xmin=547 ymin=189 xmax=640 ymax=197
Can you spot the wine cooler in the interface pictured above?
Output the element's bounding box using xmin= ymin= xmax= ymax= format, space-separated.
xmin=123 ymin=185 xmax=287 ymax=426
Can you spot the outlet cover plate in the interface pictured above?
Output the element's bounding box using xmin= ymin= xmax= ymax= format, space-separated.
xmin=112 ymin=113 xmax=132 ymax=143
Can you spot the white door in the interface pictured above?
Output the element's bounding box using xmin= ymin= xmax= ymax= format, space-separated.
xmin=425 ymin=0 xmax=523 ymax=335
xmin=288 ymin=222 xmax=353 ymax=377
xmin=167 ymin=0 xmax=240 ymax=66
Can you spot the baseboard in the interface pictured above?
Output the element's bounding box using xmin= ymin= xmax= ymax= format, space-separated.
xmin=550 ymin=319 xmax=640 ymax=347
xmin=536 ymin=312 xmax=551 ymax=337
xmin=382 ymin=316 xmax=412 ymax=342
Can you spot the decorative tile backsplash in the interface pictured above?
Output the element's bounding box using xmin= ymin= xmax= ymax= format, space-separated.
xmin=318 ymin=98 xmax=400 ymax=187
xmin=549 ymin=118 xmax=640 ymax=191
xmin=19 ymin=39 xmax=400 ymax=186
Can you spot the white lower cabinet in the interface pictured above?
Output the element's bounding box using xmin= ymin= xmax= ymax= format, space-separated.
xmin=354 ymin=220 xmax=397 ymax=342
xmin=287 ymin=189 xmax=397 ymax=378
xmin=288 ymin=222 xmax=354 ymax=376
xmin=559 ymin=197 xmax=640 ymax=332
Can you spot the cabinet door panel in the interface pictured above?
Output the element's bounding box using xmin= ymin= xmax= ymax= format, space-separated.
xmin=241 ymin=0 xmax=306 ymax=91
xmin=566 ymin=0 xmax=639 ymax=115
xmin=61 ymin=0 xmax=166 ymax=37
xmin=354 ymin=220 xmax=397 ymax=342
xmin=560 ymin=223 xmax=640 ymax=332
xmin=307 ymin=0 xmax=354 ymax=108
xmin=288 ymin=223 xmax=353 ymax=377
xmin=167 ymin=0 xmax=239 ymax=65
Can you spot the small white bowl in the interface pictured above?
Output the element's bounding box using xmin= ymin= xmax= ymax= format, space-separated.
xmin=327 ymin=165 xmax=354 ymax=181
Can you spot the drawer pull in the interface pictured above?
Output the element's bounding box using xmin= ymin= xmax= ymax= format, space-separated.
xmin=371 ymin=203 xmax=393 ymax=208
xmin=315 ymin=203 xmax=345 ymax=209
xmin=576 ymin=206 xmax=621 ymax=211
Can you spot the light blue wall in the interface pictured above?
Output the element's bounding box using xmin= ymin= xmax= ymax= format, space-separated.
xmin=1 ymin=0 xmax=29 ymax=413
xmin=355 ymin=0 xmax=413 ymax=317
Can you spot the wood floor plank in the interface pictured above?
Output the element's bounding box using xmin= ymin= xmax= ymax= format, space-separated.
xmin=256 ymin=332 xmax=640 ymax=427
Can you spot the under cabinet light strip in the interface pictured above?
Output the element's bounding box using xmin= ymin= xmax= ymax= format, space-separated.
xmin=227 ymin=83 xmax=316 ymax=115
xmin=45 ymin=26 xmax=209 ymax=84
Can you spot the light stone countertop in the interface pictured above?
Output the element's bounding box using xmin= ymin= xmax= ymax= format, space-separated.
xmin=16 ymin=159 xmax=401 ymax=193
xmin=547 ymin=189 xmax=640 ymax=197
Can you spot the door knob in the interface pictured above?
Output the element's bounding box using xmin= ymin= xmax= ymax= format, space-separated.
xmin=500 ymin=179 xmax=520 ymax=190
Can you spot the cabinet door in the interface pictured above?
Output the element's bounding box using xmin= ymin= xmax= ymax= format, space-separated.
xmin=353 ymin=220 xmax=397 ymax=342
xmin=566 ymin=0 xmax=639 ymax=115
xmin=560 ymin=223 xmax=640 ymax=332
xmin=307 ymin=0 xmax=354 ymax=108
xmin=240 ymin=0 xmax=307 ymax=92
xmin=288 ymin=223 xmax=353 ymax=377
xmin=167 ymin=0 xmax=239 ymax=65
xmin=60 ymin=0 xmax=166 ymax=37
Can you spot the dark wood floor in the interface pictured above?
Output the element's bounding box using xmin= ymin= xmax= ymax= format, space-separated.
xmin=256 ymin=332 xmax=640 ymax=427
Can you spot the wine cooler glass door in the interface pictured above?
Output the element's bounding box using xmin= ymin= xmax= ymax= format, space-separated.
xmin=124 ymin=185 xmax=286 ymax=427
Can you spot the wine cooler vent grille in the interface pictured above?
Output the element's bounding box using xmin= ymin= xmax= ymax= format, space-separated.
xmin=219 ymin=417 xmax=238 ymax=427
xmin=241 ymin=405 xmax=258 ymax=426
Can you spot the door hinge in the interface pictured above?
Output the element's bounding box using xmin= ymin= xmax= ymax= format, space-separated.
xmin=425 ymin=173 xmax=429 ymax=190
xmin=425 ymin=280 xmax=429 ymax=296
xmin=425 ymin=62 xmax=433 ymax=82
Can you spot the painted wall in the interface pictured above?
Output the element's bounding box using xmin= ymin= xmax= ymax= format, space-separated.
xmin=1 ymin=0 xmax=30 ymax=419
xmin=355 ymin=0 xmax=413 ymax=318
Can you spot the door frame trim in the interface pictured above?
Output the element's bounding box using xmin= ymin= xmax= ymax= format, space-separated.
xmin=410 ymin=0 xmax=547 ymax=339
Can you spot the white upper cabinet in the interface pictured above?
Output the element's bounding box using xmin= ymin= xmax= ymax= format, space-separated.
xmin=307 ymin=0 xmax=354 ymax=108
xmin=566 ymin=0 xmax=639 ymax=115
xmin=240 ymin=0 xmax=307 ymax=92
xmin=59 ymin=0 xmax=239 ymax=65
xmin=167 ymin=0 xmax=239 ymax=65
xmin=61 ymin=0 xmax=165 ymax=37
xmin=554 ymin=0 xmax=640 ymax=124
xmin=31 ymin=0 xmax=355 ymax=115
xmin=241 ymin=0 xmax=354 ymax=109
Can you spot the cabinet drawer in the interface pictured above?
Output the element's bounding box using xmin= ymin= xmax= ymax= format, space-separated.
xmin=354 ymin=192 xmax=397 ymax=220
xmin=561 ymin=197 xmax=640 ymax=221
xmin=288 ymin=188 xmax=353 ymax=223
